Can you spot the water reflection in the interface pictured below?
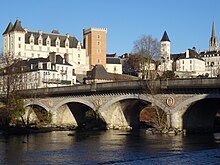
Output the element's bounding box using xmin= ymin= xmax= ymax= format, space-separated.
xmin=0 ymin=130 xmax=220 ymax=164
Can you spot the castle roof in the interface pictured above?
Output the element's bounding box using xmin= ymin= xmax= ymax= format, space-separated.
xmin=25 ymin=30 xmax=78 ymax=48
xmin=161 ymin=31 xmax=170 ymax=42
xmin=2 ymin=22 xmax=13 ymax=35
xmin=10 ymin=19 xmax=25 ymax=32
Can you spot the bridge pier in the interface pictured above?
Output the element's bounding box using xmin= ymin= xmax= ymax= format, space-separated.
xmin=52 ymin=104 xmax=77 ymax=128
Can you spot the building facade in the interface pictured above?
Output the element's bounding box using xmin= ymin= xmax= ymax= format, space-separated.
xmin=106 ymin=53 xmax=122 ymax=74
xmin=83 ymin=28 xmax=107 ymax=69
xmin=0 ymin=54 xmax=76 ymax=92
xmin=199 ymin=21 xmax=220 ymax=77
xmin=2 ymin=19 xmax=89 ymax=75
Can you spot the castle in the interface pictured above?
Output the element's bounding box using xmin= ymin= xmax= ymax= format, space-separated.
xmin=2 ymin=20 xmax=107 ymax=75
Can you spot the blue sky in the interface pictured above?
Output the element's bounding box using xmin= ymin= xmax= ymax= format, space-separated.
xmin=0 ymin=0 xmax=220 ymax=55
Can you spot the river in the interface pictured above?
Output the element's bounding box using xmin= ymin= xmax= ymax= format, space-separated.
xmin=0 ymin=130 xmax=220 ymax=164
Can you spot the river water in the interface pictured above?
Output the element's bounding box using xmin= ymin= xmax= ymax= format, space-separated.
xmin=0 ymin=130 xmax=220 ymax=164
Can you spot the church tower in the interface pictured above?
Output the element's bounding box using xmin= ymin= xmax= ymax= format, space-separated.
xmin=209 ymin=21 xmax=218 ymax=51
xmin=160 ymin=31 xmax=170 ymax=61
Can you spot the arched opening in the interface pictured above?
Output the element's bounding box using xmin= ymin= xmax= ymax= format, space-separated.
xmin=56 ymin=102 xmax=106 ymax=130
xmin=183 ymin=98 xmax=220 ymax=133
xmin=25 ymin=104 xmax=50 ymax=127
xmin=106 ymin=98 xmax=167 ymax=129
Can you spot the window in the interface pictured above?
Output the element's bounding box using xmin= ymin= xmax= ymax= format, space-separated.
xmin=98 ymin=59 xmax=100 ymax=63
xmin=18 ymin=37 xmax=21 ymax=41
xmin=78 ymin=61 xmax=80 ymax=64
xmin=190 ymin=65 xmax=192 ymax=70
xmin=32 ymin=53 xmax=34 ymax=57
xmin=78 ymin=54 xmax=80 ymax=58
xmin=98 ymin=41 xmax=101 ymax=46
xmin=18 ymin=44 xmax=21 ymax=48
xmin=190 ymin=60 xmax=192 ymax=64
xmin=97 ymin=34 xmax=101 ymax=39
xmin=182 ymin=60 xmax=184 ymax=64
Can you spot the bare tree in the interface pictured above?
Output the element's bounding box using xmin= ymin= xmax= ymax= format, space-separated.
xmin=0 ymin=52 xmax=26 ymax=127
xmin=132 ymin=35 xmax=168 ymax=129
xmin=133 ymin=35 xmax=160 ymax=60
xmin=132 ymin=35 xmax=160 ymax=80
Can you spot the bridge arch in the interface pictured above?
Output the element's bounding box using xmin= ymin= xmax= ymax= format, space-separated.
xmin=99 ymin=94 xmax=167 ymax=129
xmin=51 ymin=98 xmax=96 ymax=112
xmin=24 ymin=100 xmax=50 ymax=112
xmin=51 ymin=98 xmax=100 ymax=129
xmin=172 ymin=94 xmax=220 ymax=113
xmin=172 ymin=94 xmax=220 ymax=132
xmin=99 ymin=94 xmax=167 ymax=114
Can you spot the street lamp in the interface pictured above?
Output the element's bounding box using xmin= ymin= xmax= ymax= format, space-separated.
xmin=211 ymin=62 xmax=214 ymax=78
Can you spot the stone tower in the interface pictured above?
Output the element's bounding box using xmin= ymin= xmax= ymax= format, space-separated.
xmin=209 ymin=21 xmax=218 ymax=51
xmin=160 ymin=31 xmax=170 ymax=61
xmin=83 ymin=28 xmax=107 ymax=69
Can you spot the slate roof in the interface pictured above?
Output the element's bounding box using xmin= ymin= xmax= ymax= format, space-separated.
xmin=2 ymin=22 xmax=13 ymax=35
xmin=52 ymin=55 xmax=72 ymax=66
xmin=3 ymin=20 xmax=79 ymax=48
xmin=161 ymin=31 xmax=170 ymax=42
xmin=106 ymin=58 xmax=121 ymax=64
xmin=106 ymin=53 xmax=117 ymax=58
xmin=171 ymin=48 xmax=203 ymax=61
xmin=10 ymin=20 xmax=25 ymax=32
xmin=25 ymin=30 xmax=78 ymax=48
xmin=199 ymin=50 xmax=220 ymax=57
xmin=88 ymin=64 xmax=113 ymax=80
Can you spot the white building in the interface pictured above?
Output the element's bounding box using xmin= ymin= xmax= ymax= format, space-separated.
xmin=159 ymin=31 xmax=173 ymax=71
xmin=0 ymin=54 xmax=76 ymax=92
xmin=172 ymin=48 xmax=206 ymax=78
xmin=2 ymin=19 xmax=89 ymax=75
xmin=106 ymin=54 xmax=122 ymax=74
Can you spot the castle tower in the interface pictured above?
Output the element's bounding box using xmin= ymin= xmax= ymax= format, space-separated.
xmin=2 ymin=22 xmax=13 ymax=55
xmin=209 ymin=21 xmax=218 ymax=51
xmin=2 ymin=19 xmax=26 ymax=59
xmin=83 ymin=28 xmax=107 ymax=69
xmin=160 ymin=31 xmax=170 ymax=61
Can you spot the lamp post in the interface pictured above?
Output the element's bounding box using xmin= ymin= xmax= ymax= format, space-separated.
xmin=211 ymin=62 xmax=214 ymax=78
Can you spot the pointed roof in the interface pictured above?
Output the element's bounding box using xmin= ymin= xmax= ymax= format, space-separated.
xmin=2 ymin=22 xmax=13 ymax=35
xmin=161 ymin=31 xmax=170 ymax=42
xmin=88 ymin=64 xmax=112 ymax=80
xmin=11 ymin=19 xmax=25 ymax=32
xmin=211 ymin=21 xmax=216 ymax=38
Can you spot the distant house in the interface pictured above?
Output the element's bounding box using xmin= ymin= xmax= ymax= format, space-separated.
xmin=0 ymin=54 xmax=76 ymax=92
xmin=85 ymin=64 xmax=139 ymax=84
xmin=171 ymin=48 xmax=206 ymax=78
xmin=106 ymin=53 xmax=122 ymax=74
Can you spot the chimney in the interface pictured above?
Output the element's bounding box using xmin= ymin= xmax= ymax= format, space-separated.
xmin=49 ymin=52 xmax=56 ymax=64
xmin=186 ymin=49 xmax=189 ymax=58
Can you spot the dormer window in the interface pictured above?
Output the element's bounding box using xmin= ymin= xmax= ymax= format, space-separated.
xmin=30 ymin=34 xmax=34 ymax=44
xmin=46 ymin=36 xmax=51 ymax=46
xmin=56 ymin=37 xmax=60 ymax=47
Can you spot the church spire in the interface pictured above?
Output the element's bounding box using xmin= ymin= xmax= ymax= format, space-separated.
xmin=209 ymin=20 xmax=218 ymax=51
xmin=211 ymin=21 xmax=216 ymax=37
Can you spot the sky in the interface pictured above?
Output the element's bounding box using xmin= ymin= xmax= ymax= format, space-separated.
xmin=0 ymin=0 xmax=220 ymax=55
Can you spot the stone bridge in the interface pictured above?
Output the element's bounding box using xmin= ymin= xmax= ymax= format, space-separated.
xmin=20 ymin=78 xmax=220 ymax=132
